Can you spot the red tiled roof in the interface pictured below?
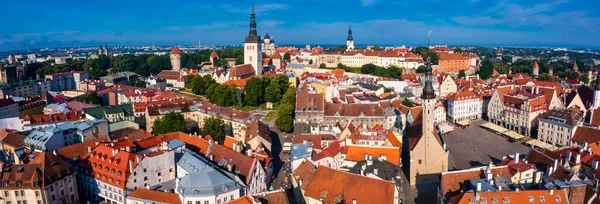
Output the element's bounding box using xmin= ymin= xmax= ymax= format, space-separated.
xmin=304 ymin=165 xmax=396 ymax=204
xmin=209 ymin=50 xmax=219 ymax=58
xmin=128 ymin=188 xmax=181 ymax=204
xmin=344 ymin=146 xmax=400 ymax=165
xmin=230 ymin=64 xmax=256 ymax=78
xmin=441 ymin=166 xmax=511 ymax=199
xmin=170 ymin=46 xmax=183 ymax=54
xmin=455 ymin=189 xmax=567 ymax=204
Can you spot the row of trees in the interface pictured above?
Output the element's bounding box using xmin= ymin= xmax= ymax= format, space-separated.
xmin=37 ymin=48 xmax=248 ymax=80
xmin=151 ymin=112 xmax=228 ymax=144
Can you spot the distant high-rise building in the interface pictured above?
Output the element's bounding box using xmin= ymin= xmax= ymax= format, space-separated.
xmin=243 ymin=0 xmax=262 ymax=76
xmin=346 ymin=24 xmax=354 ymax=51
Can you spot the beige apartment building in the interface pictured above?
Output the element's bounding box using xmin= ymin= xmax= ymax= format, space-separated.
xmin=488 ymin=85 xmax=562 ymax=137
xmin=438 ymin=75 xmax=457 ymax=98
xmin=0 ymin=152 xmax=80 ymax=204
xmin=537 ymin=107 xmax=583 ymax=146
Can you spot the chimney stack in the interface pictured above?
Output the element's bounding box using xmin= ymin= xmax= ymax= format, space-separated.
xmin=593 ymin=160 xmax=599 ymax=169
xmin=566 ymin=151 xmax=572 ymax=162
xmin=575 ymin=153 xmax=581 ymax=164
xmin=514 ymin=152 xmax=520 ymax=163
xmin=475 ymin=182 xmax=482 ymax=200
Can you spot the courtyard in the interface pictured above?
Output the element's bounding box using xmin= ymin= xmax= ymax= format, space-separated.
xmin=444 ymin=120 xmax=531 ymax=170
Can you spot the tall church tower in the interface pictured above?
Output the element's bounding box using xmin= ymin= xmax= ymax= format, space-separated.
xmin=532 ymin=61 xmax=539 ymax=77
xmin=244 ymin=0 xmax=262 ymax=76
xmin=98 ymin=43 xmax=103 ymax=56
xmin=346 ymin=24 xmax=354 ymax=51
xmin=421 ymin=33 xmax=436 ymax=136
xmin=103 ymin=43 xmax=110 ymax=56
xmin=408 ymin=32 xmax=448 ymax=185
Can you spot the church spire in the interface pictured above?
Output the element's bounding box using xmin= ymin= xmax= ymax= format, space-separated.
xmin=347 ymin=24 xmax=353 ymax=41
xmin=245 ymin=0 xmax=259 ymax=43
xmin=422 ymin=31 xmax=436 ymax=99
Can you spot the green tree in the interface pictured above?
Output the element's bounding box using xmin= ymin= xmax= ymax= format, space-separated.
xmin=283 ymin=53 xmax=291 ymax=62
xmin=244 ymin=77 xmax=264 ymax=106
xmin=200 ymin=116 xmax=226 ymax=144
xmin=361 ymin=63 xmax=377 ymax=74
xmin=453 ymin=48 xmax=464 ymax=53
xmin=539 ymin=73 xmax=552 ymax=81
xmin=402 ymin=98 xmax=414 ymax=107
xmin=337 ymin=63 xmax=346 ymax=69
xmin=152 ymin=112 xmax=187 ymax=134
xmin=479 ymin=60 xmax=494 ymax=80
xmin=566 ymin=71 xmax=578 ymax=80
xmin=265 ymin=81 xmax=282 ymax=103
xmin=413 ymin=47 xmax=439 ymax=64
xmin=275 ymin=103 xmax=294 ymax=132
xmin=308 ymin=59 xmax=313 ymax=65
xmin=581 ymin=75 xmax=590 ymax=84
xmin=319 ymin=63 xmax=326 ymax=68
xmin=371 ymin=44 xmax=383 ymax=51
xmin=77 ymin=91 xmax=103 ymax=106
xmin=416 ymin=65 xmax=426 ymax=73
xmin=384 ymin=87 xmax=394 ymax=93
xmin=281 ymin=87 xmax=296 ymax=105
xmin=458 ymin=70 xmax=467 ymax=78
xmin=186 ymin=75 xmax=195 ymax=88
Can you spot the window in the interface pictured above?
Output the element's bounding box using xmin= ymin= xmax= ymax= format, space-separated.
xmin=50 ymin=186 xmax=54 ymax=192
xmin=187 ymin=201 xmax=192 ymax=204
xmin=144 ymin=176 xmax=148 ymax=181
xmin=52 ymin=195 xmax=56 ymax=201
xmin=143 ymin=168 xmax=147 ymax=173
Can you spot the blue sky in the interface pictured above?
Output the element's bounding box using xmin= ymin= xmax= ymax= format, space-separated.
xmin=1 ymin=0 xmax=599 ymax=51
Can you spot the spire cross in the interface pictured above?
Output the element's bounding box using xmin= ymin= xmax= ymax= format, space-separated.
xmin=251 ymin=0 xmax=255 ymax=14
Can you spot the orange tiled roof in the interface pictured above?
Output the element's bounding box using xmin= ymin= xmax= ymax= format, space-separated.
xmin=344 ymin=146 xmax=400 ymax=165
xmin=456 ymin=189 xmax=567 ymax=204
xmin=170 ymin=46 xmax=183 ymax=54
xmin=304 ymin=165 xmax=396 ymax=204
xmin=128 ymin=188 xmax=181 ymax=204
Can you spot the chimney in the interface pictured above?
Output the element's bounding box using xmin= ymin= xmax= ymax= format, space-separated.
xmin=299 ymin=179 xmax=303 ymax=187
xmin=53 ymin=149 xmax=59 ymax=156
xmin=112 ymin=149 xmax=118 ymax=157
xmin=486 ymin=167 xmax=493 ymax=181
xmin=233 ymin=142 xmax=237 ymax=152
xmin=553 ymin=159 xmax=558 ymax=172
xmin=475 ymin=182 xmax=481 ymax=200
xmin=129 ymin=160 xmax=134 ymax=172
xmin=125 ymin=146 xmax=131 ymax=152
xmin=566 ymin=151 xmax=572 ymax=162
xmin=549 ymin=189 xmax=554 ymax=195
xmin=13 ymin=153 xmax=21 ymax=165
xmin=247 ymin=150 xmax=253 ymax=157
xmin=575 ymin=153 xmax=581 ymax=164
xmin=514 ymin=152 xmax=519 ymax=163
xmin=546 ymin=166 xmax=553 ymax=175
xmin=593 ymin=160 xmax=599 ymax=169
xmin=373 ymin=168 xmax=378 ymax=175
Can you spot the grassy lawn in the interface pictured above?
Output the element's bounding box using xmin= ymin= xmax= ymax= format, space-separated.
xmin=264 ymin=112 xmax=277 ymax=121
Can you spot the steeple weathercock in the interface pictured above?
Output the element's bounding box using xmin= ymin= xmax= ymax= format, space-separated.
xmin=422 ymin=31 xmax=436 ymax=100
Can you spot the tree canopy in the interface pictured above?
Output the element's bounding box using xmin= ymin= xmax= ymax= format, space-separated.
xmin=200 ymin=116 xmax=227 ymax=144
xmin=152 ymin=112 xmax=187 ymax=134
xmin=77 ymin=91 xmax=103 ymax=106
